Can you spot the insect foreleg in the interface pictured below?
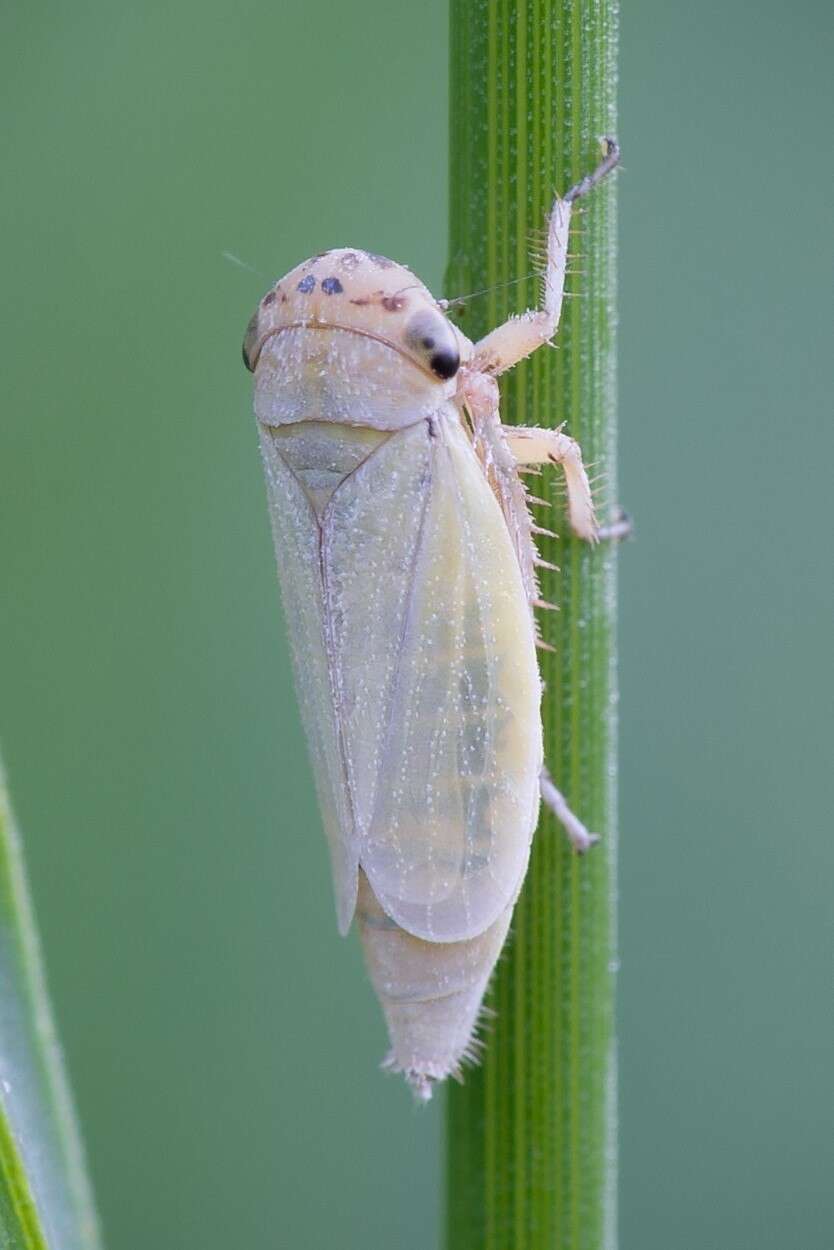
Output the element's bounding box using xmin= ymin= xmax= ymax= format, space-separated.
xmin=471 ymin=138 xmax=620 ymax=378
xmin=504 ymin=426 xmax=598 ymax=542
xmin=540 ymin=767 xmax=599 ymax=854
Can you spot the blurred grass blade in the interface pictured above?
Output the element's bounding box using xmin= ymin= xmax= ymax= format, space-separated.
xmin=0 ymin=761 xmax=102 ymax=1249
xmin=446 ymin=0 xmax=619 ymax=1246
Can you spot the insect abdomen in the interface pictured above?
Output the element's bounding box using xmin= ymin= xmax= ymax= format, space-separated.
xmin=356 ymin=872 xmax=512 ymax=1102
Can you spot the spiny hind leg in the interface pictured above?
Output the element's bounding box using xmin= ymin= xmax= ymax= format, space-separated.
xmin=540 ymin=767 xmax=599 ymax=854
xmin=471 ymin=138 xmax=620 ymax=377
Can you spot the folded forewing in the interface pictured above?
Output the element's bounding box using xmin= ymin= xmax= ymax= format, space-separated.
xmin=259 ymin=428 xmax=358 ymax=934
xmin=323 ymin=412 xmax=542 ymax=944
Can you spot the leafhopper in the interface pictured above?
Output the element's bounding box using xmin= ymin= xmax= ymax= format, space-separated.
xmin=243 ymin=140 xmax=619 ymax=1101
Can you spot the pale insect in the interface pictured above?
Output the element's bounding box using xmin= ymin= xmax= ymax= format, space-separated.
xmin=243 ymin=139 xmax=620 ymax=1101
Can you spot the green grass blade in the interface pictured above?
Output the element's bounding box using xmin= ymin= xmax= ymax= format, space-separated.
xmin=0 ymin=763 xmax=102 ymax=1249
xmin=446 ymin=1 xmax=619 ymax=1246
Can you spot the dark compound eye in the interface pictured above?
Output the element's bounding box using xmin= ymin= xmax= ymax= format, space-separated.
xmin=404 ymin=308 xmax=460 ymax=380
xmin=297 ymin=275 xmax=316 ymax=293
xmin=430 ymin=349 xmax=460 ymax=380
xmin=242 ymin=310 xmax=259 ymax=372
xmin=321 ymin=277 xmax=343 ymax=295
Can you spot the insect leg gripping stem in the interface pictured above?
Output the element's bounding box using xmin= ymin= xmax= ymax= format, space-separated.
xmin=503 ymin=425 xmax=598 ymax=542
xmin=563 ymin=136 xmax=621 ymax=204
xmin=539 ymin=766 xmax=600 ymax=853
xmin=470 ymin=138 xmax=621 ymax=378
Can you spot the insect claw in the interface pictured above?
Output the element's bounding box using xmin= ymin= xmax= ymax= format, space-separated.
xmin=597 ymin=510 xmax=633 ymax=542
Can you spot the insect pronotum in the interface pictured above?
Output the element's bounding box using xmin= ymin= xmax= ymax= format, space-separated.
xmin=243 ymin=139 xmax=620 ymax=1101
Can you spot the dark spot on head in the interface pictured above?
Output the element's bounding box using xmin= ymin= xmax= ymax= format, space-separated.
xmin=421 ymin=336 xmax=435 ymax=349
xmin=429 ymin=349 xmax=460 ymax=380
xmin=350 ymin=297 xmax=371 ymax=306
xmin=340 ymin=252 xmax=361 ymax=271
xmin=281 ymin=293 xmax=288 ymax=303
xmin=321 ymin=277 xmax=343 ymax=295
xmin=297 ymin=275 xmax=316 ymax=293
xmin=382 ymin=294 xmax=406 ymax=312
xmin=261 ymin=290 xmax=276 ymax=306
xmin=366 ymin=251 xmax=396 ymax=269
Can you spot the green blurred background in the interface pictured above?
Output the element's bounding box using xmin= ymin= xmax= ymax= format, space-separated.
xmin=1 ymin=1 xmax=832 ymax=1247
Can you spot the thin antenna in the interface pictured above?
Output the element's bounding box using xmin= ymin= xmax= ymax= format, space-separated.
xmin=440 ymin=270 xmax=539 ymax=311
xmin=222 ymin=250 xmax=264 ymax=277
